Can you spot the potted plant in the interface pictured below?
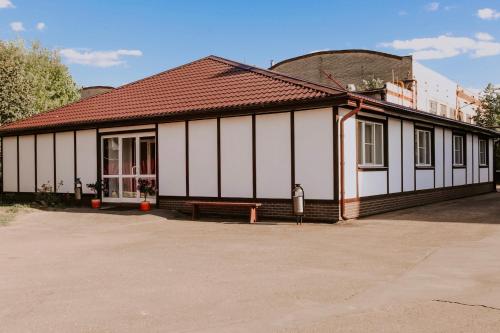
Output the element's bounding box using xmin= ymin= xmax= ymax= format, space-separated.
xmin=138 ymin=178 xmax=156 ymax=212
xmin=86 ymin=180 xmax=103 ymax=209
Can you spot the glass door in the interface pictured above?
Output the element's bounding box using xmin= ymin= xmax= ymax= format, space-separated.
xmin=101 ymin=132 xmax=156 ymax=203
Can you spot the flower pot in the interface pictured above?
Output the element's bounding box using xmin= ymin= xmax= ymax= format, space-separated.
xmin=91 ymin=199 xmax=101 ymax=209
xmin=139 ymin=201 xmax=151 ymax=212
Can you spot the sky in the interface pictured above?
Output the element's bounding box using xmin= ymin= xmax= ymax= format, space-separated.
xmin=1 ymin=0 xmax=499 ymax=91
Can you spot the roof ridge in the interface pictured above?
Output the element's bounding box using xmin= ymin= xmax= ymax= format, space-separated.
xmin=206 ymin=55 xmax=346 ymax=95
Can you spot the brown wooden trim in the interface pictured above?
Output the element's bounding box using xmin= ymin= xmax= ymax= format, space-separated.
xmin=252 ymin=114 xmax=256 ymax=199
xmin=73 ymin=131 xmax=77 ymax=185
xmin=333 ymin=107 xmax=339 ymax=201
xmin=433 ymin=125 xmax=436 ymax=188
xmin=185 ymin=121 xmax=189 ymax=197
xmin=96 ymin=129 xmax=101 ymax=199
xmin=16 ymin=136 xmax=19 ymax=192
xmin=34 ymin=135 xmax=38 ymax=192
xmin=442 ymin=128 xmax=445 ymax=186
xmin=53 ymin=133 xmax=56 ymax=193
xmin=358 ymin=167 xmax=388 ymax=172
xmin=217 ymin=117 xmax=221 ymax=198
xmin=472 ymin=134 xmax=475 ymax=183
xmin=290 ymin=110 xmax=295 ymax=190
xmin=0 ymin=137 xmax=3 ymax=193
xmin=400 ymin=119 xmax=403 ymax=192
xmin=415 ymin=166 xmax=435 ymax=170
xmin=155 ymin=124 xmax=159 ymax=208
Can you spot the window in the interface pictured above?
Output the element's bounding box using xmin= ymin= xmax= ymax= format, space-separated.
xmin=415 ymin=129 xmax=433 ymax=166
xmin=429 ymin=100 xmax=438 ymax=114
xmin=358 ymin=120 xmax=384 ymax=166
xmin=440 ymin=104 xmax=447 ymax=117
xmin=453 ymin=135 xmax=464 ymax=166
xmin=479 ymin=139 xmax=488 ymax=166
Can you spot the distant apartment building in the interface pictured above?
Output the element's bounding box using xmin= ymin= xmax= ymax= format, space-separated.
xmin=270 ymin=50 xmax=480 ymax=123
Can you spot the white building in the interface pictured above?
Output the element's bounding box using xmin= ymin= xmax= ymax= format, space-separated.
xmin=1 ymin=56 xmax=497 ymax=221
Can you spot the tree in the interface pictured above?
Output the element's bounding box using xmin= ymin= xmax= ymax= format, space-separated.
xmin=474 ymin=83 xmax=500 ymax=128
xmin=359 ymin=77 xmax=385 ymax=91
xmin=0 ymin=40 xmax=80 ymax=125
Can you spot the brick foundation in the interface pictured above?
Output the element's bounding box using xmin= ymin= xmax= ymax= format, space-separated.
xmin=159 ymin=197 xmax=339 ymax=222
xmin=161 ymin=183 xmax=495 ymax=222
xmin=344 ymin=182 xmax=495 ymax=219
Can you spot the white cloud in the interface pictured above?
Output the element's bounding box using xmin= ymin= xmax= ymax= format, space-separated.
xmin=380 ymin=34 xmax=500 ymax=60
xmin=59 ymin=48 xmax=143 ymax=67
xmin=475 ymin=32 xmax=494 ymax=41
xmin=0 ymin=0 xmax=14 ymax=9
xmin=10 ymin=21 xmax=24 ymax=32
xmin=36 ymin=22 xmax=46 ymax=31
xmin=398 ymin=10 xmax=408 ymax=16
xmin=477 ymin=8 xmax=500 ymax=20
xmin=425 ymin=2 xmax=440 ymax=11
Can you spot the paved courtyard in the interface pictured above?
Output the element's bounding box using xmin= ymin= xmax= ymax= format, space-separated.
xmin=1 ymin=192 xmax=500 ymax=332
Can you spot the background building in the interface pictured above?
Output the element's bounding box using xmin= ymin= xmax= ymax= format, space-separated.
xmin=270 ymin=50 xmax=481 ymax=123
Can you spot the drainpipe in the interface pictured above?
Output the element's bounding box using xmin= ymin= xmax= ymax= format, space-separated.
xmin=339 ymin=99 xmax=364 ymax=220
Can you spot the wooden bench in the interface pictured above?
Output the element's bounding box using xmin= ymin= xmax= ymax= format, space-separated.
xmin=188 ymin=201 xmax=262 ymax=223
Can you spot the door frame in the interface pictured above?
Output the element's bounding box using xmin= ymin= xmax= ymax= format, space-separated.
xmin=99 ymin=131 xmax=156 ymax=203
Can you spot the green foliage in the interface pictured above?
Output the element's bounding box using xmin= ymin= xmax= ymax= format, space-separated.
xmin=86 ymin=180 xmax=103 ymax=199
xmin=474 ymin=83 xmax=500 ymax=128
xmin=35 ymin=181 xmax=64 ymax=207
xmin=0 ymin=204 xmax=29 ymax=226
xmin=0 ymin=40 xmax=80 ymax=125
xmin=359 ymin=77 xmax=385 ymax=91
xmin=138 ymin=178 xmax=156 ymax=202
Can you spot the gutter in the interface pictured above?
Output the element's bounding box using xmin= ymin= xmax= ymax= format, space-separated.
xmin=339 ymin=99 xmax=363 ymax=220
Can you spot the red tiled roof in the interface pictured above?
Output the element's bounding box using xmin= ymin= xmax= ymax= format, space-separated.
xmin=1 ymin=56 xmax=344 ymax=132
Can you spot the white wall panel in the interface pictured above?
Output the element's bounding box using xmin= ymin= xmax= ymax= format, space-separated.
xmin=388 ymin=118 xmax=402 ymax=193
xmin=36 ymin=134 xmax=54 ymax=189
xmin=55 ymin=132 xmax=75 ymax=193
xmin=188 ymin=119 xmax=218 ymax=197
xmin=220 ymin=116 xmax=253 ymax=198
xmin=18 ymin=135 xmax=35 ymax=192
xmin=416 ymin=169 xmax=434 ymax=190
xmin=3 ymin=137 xmax=18 ymax=192
xmin=444 ymin=129 xmax=453 ymax=187
xmin=434 ymin=127 xmax=444 ymax=188
xmin=256 ymin=113 xmax=291 ymax=198
xmin=359 ymin=171 xmax=387 ymax=197
xmin=472 ymin=135 xmax=479 ymax=184
xmin=453 ymin=168 xmax=466 ymax=186
xmin=402 ymin=121 xmax=414 ymax=191
xmin=76 ymin=130 xmax=97 ymax=194
xmin=466 ymin=133 xmax=472 ymax=184
xmin=158 ymin=122 xmax=186 ymax=196
xmin=479 ymin=167 xmax=489 ymax=183
xmin=295 ymin=108 xmax=333 ymax=200
xmin=340 ymin=108 xmax=356 ymax=199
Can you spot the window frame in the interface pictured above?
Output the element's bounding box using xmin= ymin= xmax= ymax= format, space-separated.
xmin=452 ymin=134 xmax=466 ymax=167
xmin=478 ymin=138 xmax=488 ymax=167
xmin=357 ymin=118 xmax=386 ymax=169
xmin=414 ymin=127 xmax=434 ymax=168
